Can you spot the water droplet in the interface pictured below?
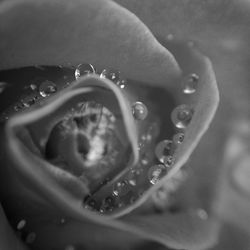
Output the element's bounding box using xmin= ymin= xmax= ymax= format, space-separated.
xmin=100 ymin=68 xmax=120 ymax=82
xmin=39 ymin=80 xmax=57 ymax=97
xmin=183 ymin=73 xmax=199 ymax=94
xmin=60 ymin=218 xmax=66 ymax=225
xmin=127 ymin=169 xmax=142 ymax=186
xmin=100 ymin=196 xmax=115 ymax=213
xmin=173 ymin=133 xmax=185 ymax=145
xmin=29 ymin=84 xmax=37 ymax=91
xmin=117 ymin=79 xmax=126 ymax=89
xmin=83 ymin=198 xmax=98 ymax=211
xmin=16 ymin=219 xmax=26 ymax=230
xmin=0 ymin=82 xmax=8 ymax=94
xmin=132 ymin=101 xmax=148 ymax=121
xmin=155 ymin=140 xmax=174 ymax=166
xmin=21 ymin=96 xmax=35 ymax=108
xmin=197 ymin=208 xmax=208 ymax=220
xmin=25 ymin=232 xmax=36 ymax=244
xmin=113 ymin=180 xmax=130 ymax=197
xmin=75 ymin=63 xmax=95 ymax=79
xmin=148 ymin=164 xmax=167 ymax=185
xmin=14 ymin=103 xmax=24 ymax=111
xmin=171 ymin=104 xmax=193 ymax=129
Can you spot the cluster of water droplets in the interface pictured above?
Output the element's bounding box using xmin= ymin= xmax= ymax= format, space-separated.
xmin=0 ymin=62 xmax=199 ymax=216
xmin=15 ymin=218 xmax=36 ymax=245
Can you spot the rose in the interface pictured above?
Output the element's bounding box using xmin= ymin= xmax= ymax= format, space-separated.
xmin=5 ymin=0 xmax=250 ymax=250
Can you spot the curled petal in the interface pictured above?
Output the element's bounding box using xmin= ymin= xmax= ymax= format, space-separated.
xmin=0 ymin=0 xmax=180 ymax=85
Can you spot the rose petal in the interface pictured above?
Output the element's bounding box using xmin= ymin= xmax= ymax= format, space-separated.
xmin=0 ymin=0 xmax=180 ymax=85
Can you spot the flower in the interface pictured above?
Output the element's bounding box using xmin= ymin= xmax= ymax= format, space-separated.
xmin=0 ymin=0 xmax=223 ymax=250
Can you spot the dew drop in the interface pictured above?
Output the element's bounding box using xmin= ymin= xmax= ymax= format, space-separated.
xmin=197 ymin=208 xmax=208 ymax=220
xmin=75 ymin=63 xmax=95 ymax=79
xmin=100 ymin=68 xmax=120 ymax=82
xmin=100 ymin=196 xmax=115 ymax=213
xmin=113 ymin=180 xmax=130 ymax=197
xmin=173 ymin=133 xmax=185 ymax=145
xmin=14 ymin=103 xmax=24 ymax=111
xmin=83 ymin=198 xmax=98 ymax=211
xmin=0 ymin=82 xmax=8 ymax=94
xmin=16 ymin=219 xmax=26 ymax=230
xmin=148 ymin=164 xmax=168 ymax=185
xmin=171 ymin=104 xmax=193 ymax=129
xmin=21 ymin=96 xmax=35 ymax=108
xmin=132 ymin=101 xmax=148 ymax=121
xmin=25 ymin=232 xmax=36 ymax=244
xmin=29 ymin=84 xmax=37 ymax=91
xmin=127 ymin=169 xmax=142 ymax=186
xmin=39 ymin=80 xmax=57 ymax=97
xmin=155 ymin=140 xmax=174 ymax=166
xmin=183 ymin=73 xmax=199 ymax=94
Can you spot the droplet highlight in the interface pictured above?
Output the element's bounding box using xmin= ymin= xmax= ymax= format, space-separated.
xmin=132 ymin=101 xmax=148 ymax=121
xmin=16 ymin=219 xmax=26 ymax=230
xmin=171 ymin=104 xmax=193 ymax=129
xmin=100 ymin=69 xmax=127 ymax=89
xmin=75 ymin=63 xmax=95 ymax=79
xmin=148 ymin=164 xmax=167 ymax=185
xmin=39 ymin=80 xmax=57 ymax=97
xmin=183 ymin=73 xmax=199 ymax=94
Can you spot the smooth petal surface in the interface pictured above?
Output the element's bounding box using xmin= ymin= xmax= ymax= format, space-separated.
xmin=0 ymin=0 xmax=180 ymax=85
xmin=214 ymin=120 xmax=250 ymax=234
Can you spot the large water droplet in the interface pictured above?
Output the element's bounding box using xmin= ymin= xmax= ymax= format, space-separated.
xmin=171 ymin=104 xmax=193 ymax=129
xmin=113 ymin=180 xmax=130 ymax=197
xmin=132 ymin=101 xmax=148 ymax=121
xmin=148 ymin=164 xmax=167 ymax=185
xmin=183 ymin=73 xmax=199 ymax=94
xmin=0 ymin=82 xmax=8 ymax=94
xmin=155 ymin=140 xmax=174 ymax=166
xmin=75 ymin=63 xmax=95 ymax=79
xmin=16 ymin=219 xmax=26 ymax=230
xmin=39 ymin=80 xmax=57 ymax=97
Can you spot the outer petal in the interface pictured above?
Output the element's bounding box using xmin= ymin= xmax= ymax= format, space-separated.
xmin=0 ymin=0 xmax=180 ymax=85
